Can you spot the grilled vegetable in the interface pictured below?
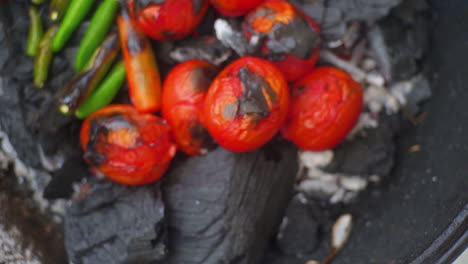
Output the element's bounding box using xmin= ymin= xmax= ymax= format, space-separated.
xmin=52 ymin=0 xmax=96 ymax=52
xmin=210 ymin=0 xmax=265 ymax=17
xmin=49 ymin=0 xmax=70 ymax=22
xmin=75 ymin=0 xmax=119 ymax=71
xmin=80 ymin=104 xmax=177 ymax=185
xmin=162 ymin=59 xmax=217 ymax=155
xmin=203 ymin=56 xmax=289 ymax=153
xmin=117 ymin=2 xmax=162 ymax=113
xmin=281 ymin=67 xmax=363 ymax=151
xmin=27 ymin=6 xmax=44 ymax=57
xmin=34 ymin=25 xmax=57 ymax=88
xmin=75 ymin=61 xmax=126 ymax=119
xmin=58 ymin=32 xmax=120 ymax=114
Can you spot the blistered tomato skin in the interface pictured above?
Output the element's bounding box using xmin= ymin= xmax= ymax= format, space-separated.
xmin=281 ymin=67 xmax=363 ymax=151
xmin=210 ymin=0 xmax=265 ymax=17
xmin=242 ymin=0 xmax=321 ymax=81
xmin=80 ymin=105 xmax=177 ymax=185
xmin=129 ymin=0 xmax=209 ymax=41
xmin=162 ymin=60 xmax=217 ymax=156
xmin=203 ymin=56 xmax=289 ymax=153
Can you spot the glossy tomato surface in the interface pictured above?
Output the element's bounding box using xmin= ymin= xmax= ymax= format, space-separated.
xmin=129 ymin=0 xmax=209 ymax=41
xmin=203 ymin=56 xmax=289 ymax=152
xmin=281 ymin=67 xmax=363 ymax=151
xmin=210 ymin=0 xmax=265 ymax=17
xmin=242 ymin=0 xmax=321 ymax=81
xmin=162 ymin=60 xmax=217 ymax=156
xmin=80 ymin=105 xmax=176 ymax=185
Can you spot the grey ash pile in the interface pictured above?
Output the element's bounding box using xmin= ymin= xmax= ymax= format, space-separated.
xmin=0 ymin=0 xmax=432 ymax=263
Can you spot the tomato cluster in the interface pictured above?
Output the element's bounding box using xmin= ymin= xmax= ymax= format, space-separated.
xmin=80 ymin=0 xmax=363 ymax=185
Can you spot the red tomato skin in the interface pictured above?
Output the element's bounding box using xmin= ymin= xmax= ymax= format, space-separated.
xmin=281 ymin=67 xmax=363 ymax=151
xmin=80 ymin=105 xmax=176 ymax=185
xmin=242 ymin=0 xmax=321 ymax=81
xmin=162 ymin=60 xmax=217 ymax=156
xmin=130 ymin=0 xmax=209 ymax=41
xmin=209 ymin=0 xmax=265 ymax=17
xmin=203 ymin=56 xmax=289 ymax=153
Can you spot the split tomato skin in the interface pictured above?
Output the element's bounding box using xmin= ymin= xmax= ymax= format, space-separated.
xmin=162 ymin=59 xmax=217 ymax=156
xmin=209 ymin=0 xmax=265 ymax=17
xmin=203 ymin=56 xmax=289 ymax=153
xmin=80 ymin=105 xmax=177 ymax=185
xmin=130 ymin=0 xmax=209 ymax=41
xmin=242 ymin=0 xmax=321 ymax=81
xmin=281 ymin=67 xmax=363 ymax=151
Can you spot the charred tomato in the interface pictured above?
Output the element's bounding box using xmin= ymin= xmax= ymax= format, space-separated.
xmin=210 ymin=0 xmax=265 ymax=17
xmin=203 ymin=56 xmax=289 ymax=153
xmin=80 ymin=104 xmax=177 ymax=185
xmin=281 ymin=67 xmax=363 ymax=151
xmin=242 ymin=0 xmax=321 ymax=81
xmin=129 ymin=0 xmax=209 ymax=41
xmin=162 ymin=59 xmax=217 ymax=156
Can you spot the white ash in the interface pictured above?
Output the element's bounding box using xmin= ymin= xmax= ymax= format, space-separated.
xmin=0 ymin=130 xmax=66 ymax=218
xmin=0 ymin=224 xmax=41 ymax=264
xmin=214 ymin=19 xmax=250 ymax=57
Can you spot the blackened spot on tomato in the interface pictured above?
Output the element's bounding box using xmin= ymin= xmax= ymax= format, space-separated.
xmin=85 ymin=120 xmax=109 ymax=166
xmin=192 ymin=0 xmax=204 ymax=15
xmin=237 ymin=67 xmax=277 ymax=122
xmin=190 ymin=66 xmax=216 ymax=92
xmin=222 ymin=102 xmax=238 ymax=119
xmin=127 ymin=29 xmax=147 ymax=56
xmin=135 ymin=0 xmax=165 ymax=11
xmin=189 ymin=122 xmax=216 ymax=151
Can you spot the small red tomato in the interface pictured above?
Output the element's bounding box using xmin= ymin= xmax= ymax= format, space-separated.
xmin=242 ymin=0 xmax=321 ymax=81
xmin=281 ymin=67 xmax=363 ymax=151
xmin=162 ymin=60 xmax=217 ymax=156
xmin=209 ymin=0 xmax=265 ymax=17
xmin=129 ymin=0 xmax=209 ymax=41
xmin=80 ymin=105 xmax=177 ymax=185
xmin=203 ymin=56 xmax=289 ymax=153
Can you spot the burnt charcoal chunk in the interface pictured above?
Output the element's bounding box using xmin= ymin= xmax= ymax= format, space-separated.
xmin=276 ymin=194 xmax=320 ymax=257
xmin=65 ymin=180 xmax=167 ymax=264
xmin=325 ymin=114 xmax=401 ymax=178
xmin=163 ymin=144 xmax=298 ymax=264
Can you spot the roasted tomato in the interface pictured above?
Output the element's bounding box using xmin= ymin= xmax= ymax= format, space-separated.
xmin=129 ymin=0 xmax=209 ymax=41
xmin=210 ymin=0 xmax=265 ymax=17
xmin=242 ymin=0 xmax=321 ymax=81
xmin=203 ymin=56 xmax=289 ymax=152
xmin=162 ymin=60 xmax=217 ymax=156
xmin=281 ymin=67 xmax=363 ymax=151
xmin=80 ymin=105 xmax=177 ymax=185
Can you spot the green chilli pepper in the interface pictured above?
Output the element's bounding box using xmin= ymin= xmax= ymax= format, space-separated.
xmin=49 ymin=0 xmax=71 ymax=22
xmin=52 ymin=0 xmax=96 ymax=52
xmin=75 ymin=61 xmax=126 ymax=119
xmin=57 ymin=32 xmax=120 ymax=115
xmin=31 ymin=0 xmax=48 ymax=4
xmin=27 ymin=7 xmax=43 ymax=57
xmin=34 ymin=25 xmax=57 ymax=88
xmin=75 ymin=0 xmax=119 ymax=71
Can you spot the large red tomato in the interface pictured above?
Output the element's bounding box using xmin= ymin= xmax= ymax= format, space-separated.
xmin=281 ymin=67 xmax=363 ymax=151
xmin=203 ymin=56 xmax=289 ymax=152
xmin=80 ymin=105 xmax=176 ymax=185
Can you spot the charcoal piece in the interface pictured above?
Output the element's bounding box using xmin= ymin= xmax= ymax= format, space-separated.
xmin=276 ymin=194 xmax=320 ymax=257
xmin=163 ymin=143 xmax=298 ymax=264
xmin=65 ymin=180 xmax=167 ymax=264
xmin=325 ymin=114 xmax=401 ymax=178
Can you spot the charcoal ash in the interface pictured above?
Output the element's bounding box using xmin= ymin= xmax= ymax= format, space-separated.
xmin=163 ymin=144 xmax=298 ymax=263
xmin=64 ymin=179 xmax=167 ymax=264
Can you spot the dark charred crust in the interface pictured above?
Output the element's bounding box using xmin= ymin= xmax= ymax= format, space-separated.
xmin=190 ymin=66 xmax=216 ymax=92
xmin=248 ymin=7 xmax=320 ymax=60
xmin=192 ymin=0 xmax=204 ymax=15
xmin=237 ymin=67 xmax=277 ymax=122
xmin=188 ymin=122 xmax=216 ymax=151
xmin=222 ymin=102 xmax=238 ymax=119
xmin=85 ymin=120 xmax=109 ymax=166
xmin=93 ymin=33 xmax=120 ymax=69
xmin=57 ymin=71 xmax=95 ymax=110
xmin=127 ymin=29 xmax=147 ymax=56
